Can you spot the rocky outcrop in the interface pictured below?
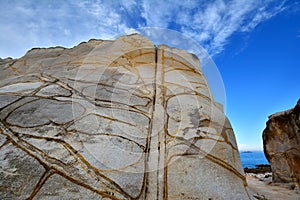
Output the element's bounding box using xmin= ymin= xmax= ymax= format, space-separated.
xmin=0 ymin=57 xmax=14 ymax=66
xmin=0 ymin=34 xmax=252 ymax=199
xmin=263 ymin=99 xmax=300 ymax=185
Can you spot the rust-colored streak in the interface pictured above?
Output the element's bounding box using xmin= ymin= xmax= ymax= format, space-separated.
xmin=0 ymin=121 xmax=133 ymax=199
xmin=0 ymin=139 xmax=10 ymax=150
xmin=26 ymin=169 xmax=55 ymax=200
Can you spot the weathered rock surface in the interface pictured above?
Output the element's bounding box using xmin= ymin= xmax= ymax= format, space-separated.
xmin=0 ymin=34 xmax=251 ymax=199
xmin=263 ymin=99 xmax=300 ymax=186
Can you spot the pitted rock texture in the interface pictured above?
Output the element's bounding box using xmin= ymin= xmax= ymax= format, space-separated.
xmin=263 ymin=99 xmax=300 ymax=184
xmin=0 ymin=34 xmax=251 ymax=199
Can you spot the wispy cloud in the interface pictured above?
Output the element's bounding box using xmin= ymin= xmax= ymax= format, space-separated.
xmin=140 ymin=0 xmax=288 ymax=56
xmin=0 ymin=0 xmax=289 ymax=58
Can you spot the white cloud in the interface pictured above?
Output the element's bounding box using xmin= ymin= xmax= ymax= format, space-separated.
xmin=119 ymin=0 xmax=138 ymax=12
xmin=240 ymin=1 xmax=287 ymax=32
xmin=193 ymin=0 xmax=287 ymax=56
xmin=0 ymin=0 xmax=289 ymax=58
xmin=141 ymin=0 xmax=287 ymax=56
xmin=0 ymin=0 xmax=133 ymax=58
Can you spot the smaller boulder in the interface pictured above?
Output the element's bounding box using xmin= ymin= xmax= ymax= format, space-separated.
xmin=263 ymin=99 xmax=300 ymax=185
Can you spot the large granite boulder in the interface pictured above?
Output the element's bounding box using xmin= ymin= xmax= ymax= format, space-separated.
xmin=263 ymin=99 xmax=300 ymax=185
xmin=0 ymin=34 xmax=252 ymax=199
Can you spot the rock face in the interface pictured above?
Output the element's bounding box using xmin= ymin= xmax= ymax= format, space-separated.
xmin=263 ymin=99 xmax=300 ymax=185
xmin=0 ymin=34 xmax=251 ymax=199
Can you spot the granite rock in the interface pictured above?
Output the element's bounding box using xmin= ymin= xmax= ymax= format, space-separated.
xmin=0 ymin=34 xmax=252 ymax=199
xmin=263 ymin=99 xmax=300 ymax=185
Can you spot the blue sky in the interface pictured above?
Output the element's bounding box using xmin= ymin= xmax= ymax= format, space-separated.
xmin=0 ymin=0 xmax=299 ymax=151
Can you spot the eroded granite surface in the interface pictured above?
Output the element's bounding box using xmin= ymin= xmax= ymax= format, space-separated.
xmin=0 ymin=34 xmax=252 ymax=199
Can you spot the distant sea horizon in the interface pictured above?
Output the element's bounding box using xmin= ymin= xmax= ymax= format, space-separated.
xmin=239 ymin=150 xmax=269 ymax=168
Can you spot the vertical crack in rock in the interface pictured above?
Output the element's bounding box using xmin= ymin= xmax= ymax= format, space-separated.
xmin=145 ymin=46 xmax=168 ymax=200
xmin=144 ymin=45 xmax=157 ymax=199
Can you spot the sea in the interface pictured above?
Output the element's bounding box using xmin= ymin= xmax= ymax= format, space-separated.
xmin=239 ymin=151 xmax=269 ymax=168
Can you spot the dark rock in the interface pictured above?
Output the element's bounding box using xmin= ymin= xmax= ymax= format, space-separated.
xmin=263 ymin=99 xmax=300 ymax=184
xmin=244 ymin=164 xmax=272 ymax=174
